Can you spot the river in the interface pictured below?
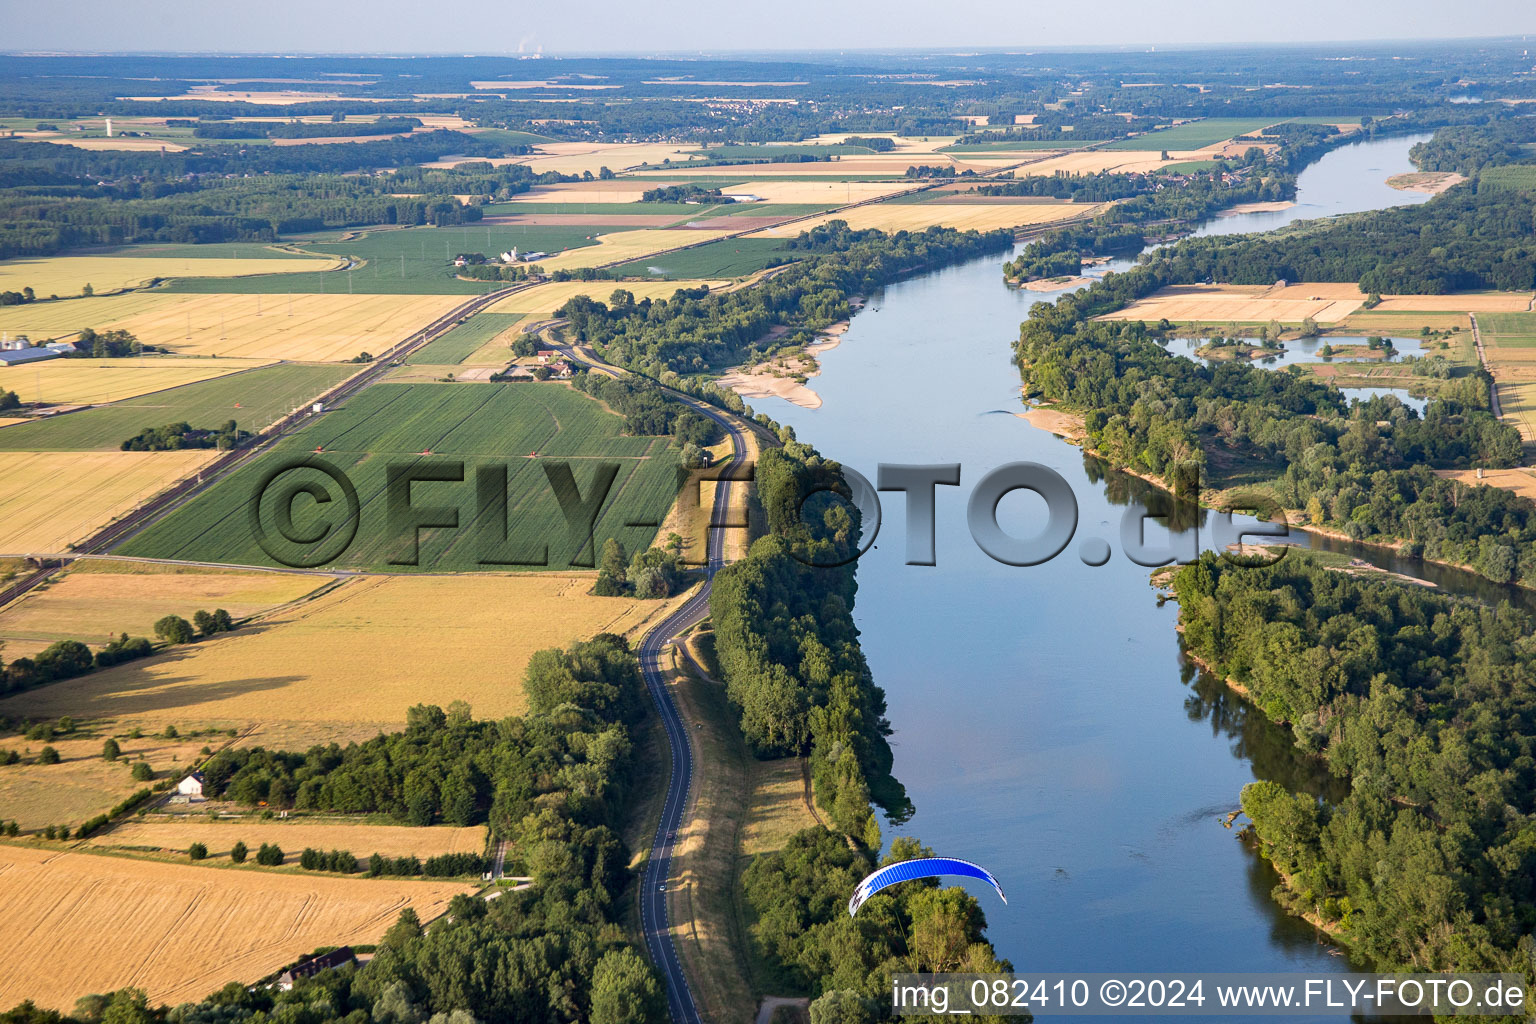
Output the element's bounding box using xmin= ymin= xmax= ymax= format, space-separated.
xmin=741 ymin=133 xmax=1487 ymax=1016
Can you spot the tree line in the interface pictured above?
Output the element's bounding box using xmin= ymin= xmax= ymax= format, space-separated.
xmin=557 ymin=223 xmax=1013 ymax=376
xmin=1174 ymin=553 xmax=1536 ymax=977
xmin=1015 ymin=257 xmax=1534 ymax=584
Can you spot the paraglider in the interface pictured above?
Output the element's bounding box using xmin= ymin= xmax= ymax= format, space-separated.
xmin=847 ymin=857 xmax=1007 ymax=916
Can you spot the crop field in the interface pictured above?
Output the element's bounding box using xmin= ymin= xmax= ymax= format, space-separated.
xmin=0 ymin=255 xmax=345 ymax=298
xmin=466 ymin=141 xmax=702 ymax=176
xmin=487 ymin=278 xmax=732 ymax=322
xmin=164 ymin=225 xmax=611 ymax=294
xmin=483 ymin=200 xmax=713 ymax=217
xmin=88 ymin=819 xmax=484 ymax=862
xmin=611 ymin=238 xmax=794 ymax=279
xmin=1477 ymin=164 xmax=1536 ymax=192
xmin=750 ymin=199 xmax=1096 ymax=237
xmin=404 ymin=312 xmax=526 ymax=364
xmin=0 ymin=450 xmax=217 ymax=553
xmin=1481 ymin=314 xmax=1536 ymax=441
xmin=0 ymin=357 xmax=273 ymax=408
xmin=0 ymin=731 xmax=218 ymax=829
xmin=0 ymin=290 xmax=208 ymax=339
xmin=0 ymin=559 xmax=326 ymax=648
xmin=1098 ymin=283 xmax=1367 ymax=324
xmin=118 ymin=382 xmax=682 ymax=571
xmin=1436 ymin=468 xmax=1536 ymax=502
xmin=1373 ymin=293 xmax=1534 ymax=313
xmin=533 ymin=228 xmax=734 ymax=271
xmin=0 ymin=363 xmax=354 ymax=450
xmin=689 ymin=143 xmax=880 ymax=159
xmin=0 ymin=844 xmax=471 ymax=1011
xmin=1103 ymin=117 xmax=1282 ymax=150
xmin=0 ymin=574 xmax=693 ymax=739
xmin=90 ymin=292 xmax=469 ymax=361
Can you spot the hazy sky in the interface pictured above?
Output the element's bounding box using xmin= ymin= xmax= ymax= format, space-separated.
xmin=7 ymin=0 xmax=1535 ymax=54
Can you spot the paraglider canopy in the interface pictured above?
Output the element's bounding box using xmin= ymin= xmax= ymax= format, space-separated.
xmin=848 ymin=857 xmax=1007 ymax=916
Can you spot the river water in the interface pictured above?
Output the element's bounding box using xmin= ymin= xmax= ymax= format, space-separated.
xmin=743 ymin=133 xmax=1493 ymax=1012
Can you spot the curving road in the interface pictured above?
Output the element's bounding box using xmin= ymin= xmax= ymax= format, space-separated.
xmin=635 ymin=396 xmax=750 ymax=1024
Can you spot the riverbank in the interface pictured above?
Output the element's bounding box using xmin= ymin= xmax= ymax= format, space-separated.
xmin=717 ymin=323 xmax=846 ymax=410
xmin=1385 ymin=171 xmax=1466 ymax=194
xmin=1014 ymin=402 xmax=1522 ymax=591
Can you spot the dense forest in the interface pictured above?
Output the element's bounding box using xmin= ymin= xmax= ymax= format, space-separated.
xmin=557 ymin=222 xmax=1012 ymax=375
xmin=1173 ymin=553 xmax=1536 ymax=976
xmin=0 ymin=139 xmax=555 ymax=257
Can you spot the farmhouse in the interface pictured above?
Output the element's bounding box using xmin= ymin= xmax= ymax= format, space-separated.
xmin=175 ymin=771 xmax=205 ymax=801
xmin=276 ymin=946 xmax=357 ymax=990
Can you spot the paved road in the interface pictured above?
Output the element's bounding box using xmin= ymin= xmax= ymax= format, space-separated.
xmin=635 ymin=397 xmax=750 ymax=1024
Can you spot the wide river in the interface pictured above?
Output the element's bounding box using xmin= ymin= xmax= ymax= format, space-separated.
xmin=743 ymin=133 xmax=1490 ymax=1015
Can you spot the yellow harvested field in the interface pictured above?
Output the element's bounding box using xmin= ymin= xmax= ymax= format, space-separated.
xmin=0 ymin=256 xmax=345 ymax=298
xmin=488 ymin=278 xmax=730 ymax=321
xmin=1372 ymin=292 xmax=1535 ymax=312
xmin=0 ymin=844 xmax=470 ymax=1010
xmin=0 ymin=559 xmax=327 ymax=648
xmin=426 ymin=141 xmax=699 ymax=175
xmin=0 ymin=418 xmax=26 ymax=428
xmin=1099 ymin=283 xmax=1367 ymax=324
xmin=42 ymin=136 xmax=189 ymax=152
xmin=1499 ymin=383 xmax=1536 ymax=442
xmin=0 ymin=290 xmax=190 ymax=337
xmin=534 ymin=229 xmax=732 ymax=271
xmin=633 ymin=155 xmax=980 ymax=177
xmin=0 ymin=358 xmax=272 ymax=406
xmin=0 ymin=732 xmax=217 ymax=829
xmin=0 ymin=290 xmax=462 ymax=362
xmin=1435 ymin=467 xmax=1536 ymax=501
xmin=105 ymin=293 xmax=464 ymax=361
xmin=751 ymin=200 xmax=1097 ymax=237
xmin=88 ymin=819 xmax=485 ymax=861
xmin=0 ymin=450 xmax=216 ymax=554
xmin=0 ymin=574 xmax=696 ymax=740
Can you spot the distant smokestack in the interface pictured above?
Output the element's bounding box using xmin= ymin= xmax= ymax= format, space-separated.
xmin=105 ymin=117 xmax=113 ymax=137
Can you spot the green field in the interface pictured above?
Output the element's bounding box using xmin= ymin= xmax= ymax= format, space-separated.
xmin=1156 ymin=160 xmax=1220 ymax=174
xmin=116 ymin=382 xmax=683 ymax=571
xmin=1481 ymin=312 xmax=1536 ymax=345
xmin=1478 ymin=164 xmax=1536 ymax=193
xmin=1103 ymin=118 xmax=1282 ymax=151
xmin=939 ymin=140 xmax=1084 ymax=153
xmin=611 ymin=238 xmax=795 ymax=279
xmin=483 ymin=201 xmax=711 ymax=216
xmin=163 ymin=225 xmax=615 ymax=295
xmin=405 ymin=313 xmax=525 ymax=364
xmin=0 ymin=364 xmax=355 ymax=451
xmin=79 ymin=243 xmax=331 ymax=260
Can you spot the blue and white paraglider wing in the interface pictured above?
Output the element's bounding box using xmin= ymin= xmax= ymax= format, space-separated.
xmin=847 ymin=857 xmax=1007 ymax=916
